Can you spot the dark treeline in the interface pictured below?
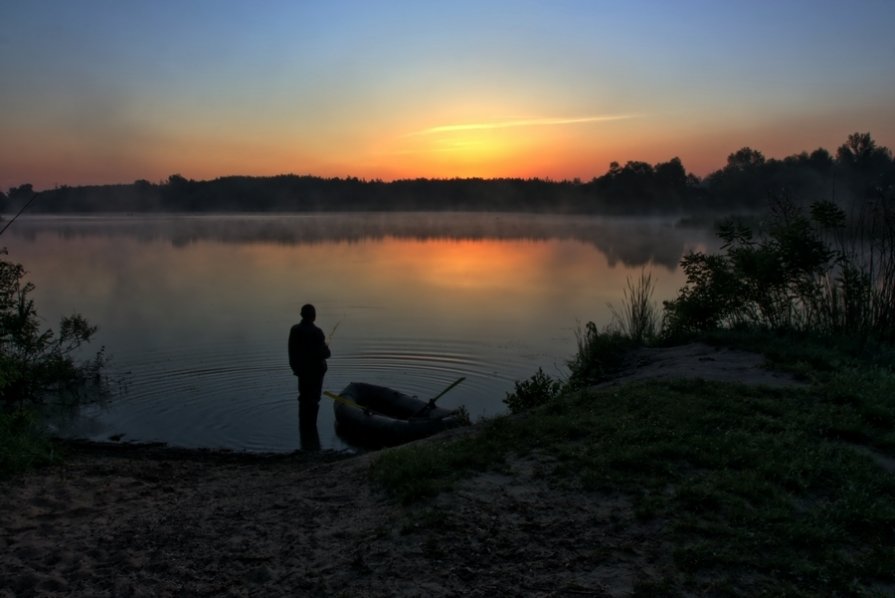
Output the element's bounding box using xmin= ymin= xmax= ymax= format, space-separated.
xmin=3 ymin=132 xmax=892 ymax=215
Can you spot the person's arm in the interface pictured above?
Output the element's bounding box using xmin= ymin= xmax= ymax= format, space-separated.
xmin=318 ymin=328 xmax=331 ymax=359
xmin=288 ymin=327 xmax=300 ymax=374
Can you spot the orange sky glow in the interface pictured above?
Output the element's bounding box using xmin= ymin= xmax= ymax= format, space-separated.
xmin=2 ymin=2 xmax=894 ymax=191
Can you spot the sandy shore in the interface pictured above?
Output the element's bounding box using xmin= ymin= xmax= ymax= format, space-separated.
xmin=0 ymin=343 xmax=805 ymax=597
xmin=1 ymin=439 xmax=649 ymax=597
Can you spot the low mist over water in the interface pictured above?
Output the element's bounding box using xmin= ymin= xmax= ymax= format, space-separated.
xmin=5 ymin=212 xmax=716 ymax=451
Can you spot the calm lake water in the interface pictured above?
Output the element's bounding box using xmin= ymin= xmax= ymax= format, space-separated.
xmin=4 ymin=212 xmax=715 ymax=452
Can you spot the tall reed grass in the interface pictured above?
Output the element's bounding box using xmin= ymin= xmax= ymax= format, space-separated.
xmin=609 ymin=269 xmax=659 ymax=344
xmin=822 ymin=194 xmax=895 ymax=340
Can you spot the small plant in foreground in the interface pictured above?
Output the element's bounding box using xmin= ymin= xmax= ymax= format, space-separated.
xmin=566 ymin=322 xmax=634 ymax=389
xmin=503 ymin=367 xmax=562 ymax=414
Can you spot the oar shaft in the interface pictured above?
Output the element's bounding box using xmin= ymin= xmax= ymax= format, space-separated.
xmin=431 ymin=376 xmax=466 ymax=402
xmin=412 ymin=376 xmax=467 ymax=417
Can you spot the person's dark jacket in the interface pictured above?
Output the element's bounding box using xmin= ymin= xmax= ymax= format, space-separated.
xmin=288 ymin=320 xmax=331 ymax=377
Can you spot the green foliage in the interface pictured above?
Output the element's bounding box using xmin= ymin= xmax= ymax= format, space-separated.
xmin=503 ymin=367 xmax=562 ymax=414
xmin=0 ymin=408 xmax=57 ymax=477
xmin=0 ymin=248 xmax=105 ymax=406
xmin=566 ymin=322 xmax=635 ymax=389
xmin=663 ymin=195 xmax=895 ymax=341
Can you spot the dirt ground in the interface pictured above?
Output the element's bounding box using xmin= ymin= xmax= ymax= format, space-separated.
xmin=0 ymin=343 xmax=805 ymax=597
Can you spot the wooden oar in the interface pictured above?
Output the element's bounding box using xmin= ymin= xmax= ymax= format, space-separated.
xmin=412 ymin=376 xmax=466 ymax=418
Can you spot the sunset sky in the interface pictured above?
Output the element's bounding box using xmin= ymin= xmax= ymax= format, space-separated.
xmin=2 ymin=0 xmax=894 ymax=191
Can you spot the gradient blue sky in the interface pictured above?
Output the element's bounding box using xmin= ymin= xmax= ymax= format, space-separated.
xmin=2 ymin=0 xmax=894 ymax=190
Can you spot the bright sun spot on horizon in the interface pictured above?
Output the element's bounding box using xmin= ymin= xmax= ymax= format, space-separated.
xmin=426 ymin=131 xmax=512 ymax=164
xmin=384 ymin=129 xmax=515 ymax=178
xmin=381 ymin=113 xmax=641 ymax=178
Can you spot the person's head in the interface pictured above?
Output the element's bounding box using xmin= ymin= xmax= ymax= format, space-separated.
xmin=300 ymin=303 xmax=316 ymax=322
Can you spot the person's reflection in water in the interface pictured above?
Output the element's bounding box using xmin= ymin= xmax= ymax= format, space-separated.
xmin=288 ymin=304 xmax=331 ymax=450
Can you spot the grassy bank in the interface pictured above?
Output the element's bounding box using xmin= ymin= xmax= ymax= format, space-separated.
xmin=4 ymin=195 xmax=894 ymax=591
xmin=370 ymin=342 xmax=895 ymax=593
xmin=370 ymin=193 xmax=895 ymax=594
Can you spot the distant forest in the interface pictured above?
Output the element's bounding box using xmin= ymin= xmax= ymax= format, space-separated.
xmin=3 ymin=132 xmax=892 ymax=215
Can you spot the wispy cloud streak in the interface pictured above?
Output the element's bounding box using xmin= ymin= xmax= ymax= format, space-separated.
xmin=410 ymin=114 xmax=639 ymax=136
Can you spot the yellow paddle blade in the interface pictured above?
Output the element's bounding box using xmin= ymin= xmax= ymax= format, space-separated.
xmin=323 ymin=390 xmax=361 ymax=409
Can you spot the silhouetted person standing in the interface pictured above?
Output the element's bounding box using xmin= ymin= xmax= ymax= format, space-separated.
xmin=288 ymin=304 xmax=331 ymax=448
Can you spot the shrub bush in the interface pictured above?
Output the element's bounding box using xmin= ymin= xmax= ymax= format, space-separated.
xmin=503 ymin=368 xmax=562 ymax=414
xmin=663 ymin=195 xmax=895 ymax=341
xmin=0 ymin=248 xmax=105 ymax=406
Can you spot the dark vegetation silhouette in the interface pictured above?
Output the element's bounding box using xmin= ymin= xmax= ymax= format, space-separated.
xmin=0 ymin=248 xmax=105 ymax=408
xmin=664 ymin=195 xmax=895 ymax=342
xmin=3 ymin=133 xmax=891 ymax=215
xmin=507 ymin=193 xmax=895 ymax=408
xmin=0 ymin=245 xmax=105 ymax=474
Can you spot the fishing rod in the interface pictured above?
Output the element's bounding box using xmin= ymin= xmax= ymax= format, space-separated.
xmin=0 ymin=191 xmax=40 ymax=237
xmin=328 ymin=320 xmax=341 ymax=343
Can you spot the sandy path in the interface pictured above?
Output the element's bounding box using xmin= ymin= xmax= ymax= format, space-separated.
xmin=1 ymin=442 xmax=659 ymax=597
